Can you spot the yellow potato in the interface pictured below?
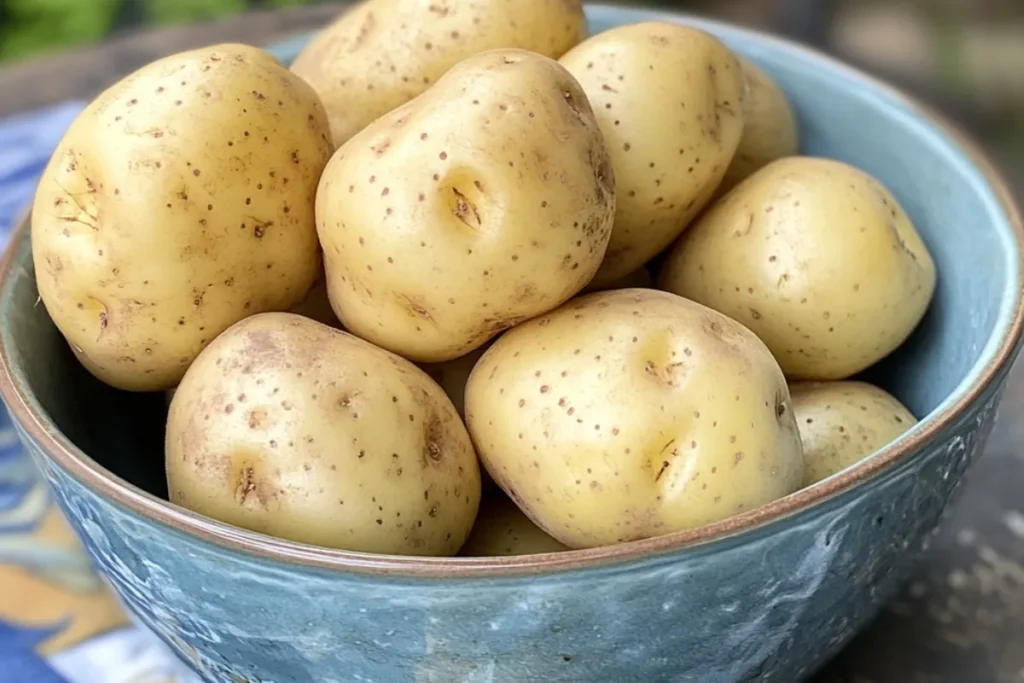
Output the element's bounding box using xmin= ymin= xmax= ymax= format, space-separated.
xmin=291 ymin=0 xmax=587 ymax=147
xmin=165 ymin=312 xmax=481 ymax=556
xmin=792 ymin=381 xmax=917 ymax=486
xmin=559 ymin=22 xmax=746 ymax=287
xmin=460 ymin=495 xmax=569 ymax=556
xmin=317 ymin=49 xmax=615 ymax=363
xmin=421 ymin=345 xmax=498 ymax=492
xmin=422 ymin=345 xmax=500 ymax=492
xmin=658 ymin=156 xmax=937 ymax=380
xmin=465 ymin=288 xmax=804 ymax=549
xmin=32 ymin=44 xmax=333 ymax=392
xmin=717 ymin=57 xmax=800 ymax=195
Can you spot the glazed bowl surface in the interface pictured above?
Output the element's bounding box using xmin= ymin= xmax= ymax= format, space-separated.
xmin=1 ymin=5 xmax=1022 ymax=683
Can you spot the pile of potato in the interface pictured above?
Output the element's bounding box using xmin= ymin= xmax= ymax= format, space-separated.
xmin=30 ymin=0 xmax=936 ymax=557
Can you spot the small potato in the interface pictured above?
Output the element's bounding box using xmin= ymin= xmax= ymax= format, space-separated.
xmin=317 ymin=49 xmax=615 ymax=363
xmin=659 ymin=156 xmax=937 ymax=380
xmin=291 ymin=0 xmax=587 ymax=147
xmin=32 ymin=44 xmax=333 ymax=392
xmin=559 ymin=22 xmax=746 ymax=286
xmin=465 ymin=289 xmax=804 ymax=549
xmin=165 ymin=312 xmax=481 ymax=556
xmin=460 ymin=495 xmax=569 ymax=557
xmin=792 ymin=381 xmax=917 ymax=486
xmin=717 ymin=57 xmax=800 ymax=195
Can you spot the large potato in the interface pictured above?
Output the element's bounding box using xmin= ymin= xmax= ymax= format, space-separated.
xmin=792 ymin=381 xmax=917 ymax=487
xmin=465 ymin=289 xmax=804 ymax=549
xmin=291 ymin=0 xmax=587 ymax=147
xmin=559 ymin=22 xmax=746 ymax=287
xmin=32 ymin=44 xmax=333 ymax=392
xmin=658 ymin=156 xmax=937 ymax=380
xmin=317 ymin=49 xmax=615 ymax=363
xmin=717 ymin=57 xmax=800 ymax=195
xmin=165 ymin=312 xmax=481 ymax=556
xmin=460 ymin=495 xmax=569 ymax=557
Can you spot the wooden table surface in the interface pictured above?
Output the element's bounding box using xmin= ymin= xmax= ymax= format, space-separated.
xmin=2 ymin=4 xmax=1022 ymax=682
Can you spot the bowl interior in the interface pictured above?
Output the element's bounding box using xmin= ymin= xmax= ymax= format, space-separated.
xmin=1 ymin=5 xmax=1019 ymax=556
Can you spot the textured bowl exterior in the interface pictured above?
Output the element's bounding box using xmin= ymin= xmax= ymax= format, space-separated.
xmin=18 ymin=389 xmax=1003 ymax=683
xmin=2 ymin=5 xmax=1022 ymax=683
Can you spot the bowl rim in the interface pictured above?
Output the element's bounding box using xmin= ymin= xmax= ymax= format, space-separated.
xmin=1 ymin=5 xmax=1022 ymax=579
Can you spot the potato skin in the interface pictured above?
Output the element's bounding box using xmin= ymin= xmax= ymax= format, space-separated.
xmin=421 ymin=345 xmax=496 ymax=492
xmin=32 ymin=44 xmax=333 ymax=392
xmin=317 ymin=48 xmax=615 ymax=363
xmin=717 ymin=57 xmax=800 ymax=196
xmin=559 ymin=22 xmax=746 ymax=287
xmin=792 ymin=381 xmax=917 ymax=486
xmin=459 ymin=495 xmax=569 ymax=557
xmin=659 ymin=156 xmax=937 ymax=380
xmin=291 ymin=0 xmax=587 ymax=147
xmin=465 ymin=289 xmax=804 ymax=549
xmin=165 ymin=312 xmax=481 ymax=556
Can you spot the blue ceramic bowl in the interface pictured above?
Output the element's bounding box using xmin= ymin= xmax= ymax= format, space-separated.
xmin=1 ymin=5 xmax=1022 ymax=683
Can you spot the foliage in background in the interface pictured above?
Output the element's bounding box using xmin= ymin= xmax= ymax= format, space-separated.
xmin=0 ymin=0 xmax=320 ymax=63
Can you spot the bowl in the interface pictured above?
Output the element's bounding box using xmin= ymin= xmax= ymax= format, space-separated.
xmin=2 ymin=5 xmax=1022 ymax=683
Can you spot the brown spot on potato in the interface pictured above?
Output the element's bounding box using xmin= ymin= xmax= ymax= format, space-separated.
xmin=514 ymin=282 xmax=538 ymax=303
xmin=399 ymin=294 xmax=435 ymax=323
xmin=422 ymin=414 xmax=445 ymax=466
xmin=253 ymin=220 xmax=272 ymax=238
xmin=247 ymin=409 xmax=268 ymax=429
xmin=451 ymin=187 xmax=482 ymax=229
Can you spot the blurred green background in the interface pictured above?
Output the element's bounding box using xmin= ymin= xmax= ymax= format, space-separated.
xmin=0 ymin=0 xmax=318 ymax=63
xmin=0 ymin=0 xmax=1021 ymax=167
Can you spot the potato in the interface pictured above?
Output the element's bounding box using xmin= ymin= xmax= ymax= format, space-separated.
xmin=317 ymin=48 xmax=615 ymax=363
xmin=792 ymin=381 xmax=917 ymax=486
xmin=165 ymin=312 xmax=481 ymax=556
xmin=290 ymin=0 xmax=587 ymax=147
xmin=464 ymin=288 xmax=804 ymax=549
xmin=31 ymin=44 xmax=333 ymax=392
xmin=717 ymin=57 xmax=800 ymax=196
xmin=421 ymin=345 xmax=498 ymax=492
xmin=658 ymin=156 xmax=937 ymax=380
xmin=460 ymin=495 xmax=569 ymax=557
xmin=559 ymin=22 xmax=746 ymax=287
